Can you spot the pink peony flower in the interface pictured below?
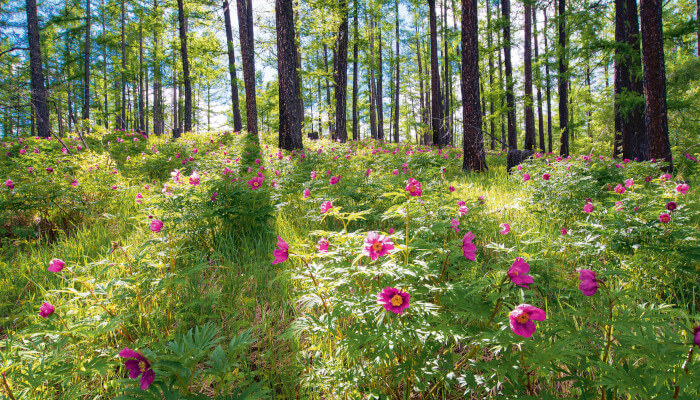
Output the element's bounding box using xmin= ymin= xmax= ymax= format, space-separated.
xmin=330 ymin=175 xmax=340 ymax=185
xmin=614 ymin=184 xmax=625 ymax=194
xmin=4 ymin=179 xmax=14 ymax=189
xmin=362 ymin=231 xmax=395 ymax=261
xmin=509 ymin=304 xmax=546 ymax=338
xmin=666 ymin=201 xmax=677 ymax=211
xmin=542 ymin=173 xmax=550 ymax=181
xmin=392 ymin=169 xmax=399 ymax=176
xmin=676 ymin=183 xmax=689 ymax=194
xmin=39 ymin=302 xmax=55 ymax=318
xmin=405 ymin=178 xmax=422 ymax=197
xmin=523 ymin=173 xmax=530 ymax=182
xmin=365 ymin=168 xmax=372 ymax=177
xmin=584 ymin=203 xmax=594 ymax=213
xmin=150 ymin=220 xmax=163 ymax=233
xmin=695 ymin=326 xmax=700 ymax=348
xmin=135 ymin=193 xmax=143 ymax=204
xmin=272 ymin=237 xmax=289 ymax=264
xmin=660 ymin=173 xmax=672 ymax=182
xmin=118 ymin=348 xmax=155 ymax=390
xmin=561 ymin=228 xmax=568 ymax=235
xmin=448 ymin=185 xmax=455 ymax=192
xmin=500 ymin=223 xmax=511 ymax=235
xmin=48 ymin=258 xmax=65 ymax=272
xmin=377 ymin=287 xmax=410 ymax=315
xmin=310 ymin=171 xmax=317 ymax=180
xmin=577 ymin=269 xmax=598 ymax=296
xmin=317 ymin=237 xmax=329 ymax=252
xmin=624 ymin=178 xmax=634 ymax=188
xmin=248 ymin=176 xmax=264 ymax=190
xmin=303 ymin=189 xmax=310 ymax=198
xmin=461 ymin=231 xmax=477 ymax=261
xmin=450 ymin=219 xmax=460 ymax=233
xmin=659 ymin=213 xmax=671 ymax=224
xmin=459 ymin=205 xmax=469 ymax=215
xmin=189 ymin=171 xmax=201 ymax=186
xmin=508 ymin=258 xmax=533 ymax=289
xmin=320 ymin=201 xmax=333 ymax=214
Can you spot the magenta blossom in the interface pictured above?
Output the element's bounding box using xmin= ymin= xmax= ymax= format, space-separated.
xmin=330 ymin=175 xmax=340 ymax=185
xmin=542 ymin=173 xmax=550 ymax=181
xmin=584 ymin=203 xmax=594 ymax=213
xmin=450 ymin=219 xmax=460 ymax=233
xmin=509 ymin=304 xmax=547 ymax=338
xmin=508 ymin=258 xmax=533 ymax=289
xmin=676 ymin=183 xmax=689 ymax=194
xmin=48 ymin=258 xmax=65 ymax=272
xmin=624 ymin=178 xmax=634 ymax=188
xmin=694 ymin=326 xmax=700 ymax=348
xmin=523 ymin=173 xmax=530 ymax=182
xmin=189 ymin=171 xmax=201 ymax=186
xmin=377 ymin=287 xmax=410 ymax=315
xmin=310 ymin=171 xmax=317 ymax=180
xmin=248 ymin=176 xmax=264 ymax=190
xmin=659 ymin=213 xmax=671 ymax=223
xmin=405 ymin=178 xmax=422 ymax=197
xmin=363 ymin=231 xmax=395 ymax=261
xmin=614 ymin=184 xmax=625 ymax=194
xmin=320 ymin=201 xmax=333 ymax=213
xmin=448 ymin=185 xmax=455 ymax=192
xmin=499 ymin=223 xmax=510 ymax=235
xmin=577 ymin=269 xmax=598 ymax=296
xmin=318 ymin=237 xmax=329 ymax=252
xmin=365 ymin=168 xmax=372 ymax=177
xmin=150 ymin=220 xmax=163 ymax=233
xmin=4 ymin=179 xmax=14 ymax=189
xmin=461 ymin=231 xmax=477 ymax=261
xmin=273 ymin=237 xmax=289 ymax=264
xmin=118 ymin=348 xmax=155 ymax=390
xmin=39 ymin=302 xmax=55 ymax=318
xmin=666 ymin=201 xmax=677 ymax=211
xmin=561 ymin=228 xmax=568 ymax=235
xmin=303 ymin=189 xmax=310 ymax=198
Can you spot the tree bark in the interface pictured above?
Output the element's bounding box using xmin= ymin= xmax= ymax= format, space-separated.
xmin=121 ymin=0 xmax=126 ymax=129
xmin=640 ymin=0 xmax=672 ymax=167
xmin=102 ymin=0 xmax=108 ymax=129
xmin=393 ymin=0 xmax=400 ymax=143
xmin=368 ymin=14 xmax=377 ymax=139
xmin=534 ymin=5 xmax=545 ymax=153
xmin=333 ymin=0 xmax=349 ymax=142
xmin=462 ymin=0 xmax=487 ymax=171
xmin=138 ymin=21 xmax=145 ymax=131
xmin=428 ymin=0 xmax=445 ymax=146
xmin=614 ymin=0 xmax=648 ymax=160
xmin=176 ymin=0 xmax=192 ymax=133
xmin=323 ymin=43 xmax=334 ymax=137
xmin=558 ymin=0 xmax=569 ymax=156
xmin=83 ymin=0 xmax=91 ymax=123
xmin=501 ymin=0 xmax=517 ymax=149
xmin=415 ymin=21 xmax=430 ymax=145
xmin=487 ymin=0 xmax=495 ymax=150
xmin=376 ymin=21 xmax=384 ymax=140
xmin=26 ymin=0 xmax=51 ymax=137
xmin=224 ymin=0 xmax=243 ymax=131
xmin=237 ymin=0 xmax=258 ymax=135
xmin=544 ymin=8 xmax=552 ymax=153
xmin=276 ymin=0 xmax=303 ymax=149
xmin=352 ymin=0 xmax=359 ymax=141
xmin=153 ymin=0 xmax=162 ymax=136
xmin=524 ymin=0 xmax=535 ymax=150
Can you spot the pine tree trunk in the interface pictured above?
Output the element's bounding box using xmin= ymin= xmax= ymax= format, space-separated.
xmin=415 ymin=23 xmax=430 ymax=145
xmin=102 ymin=0 xmax=108 ymax=129
xmin=544 ymin=8 xmax=552 ymax=153
xmin=443 ymin=0 xmax=451 ymax=145
xmin=224 ymin=0 xmax=243 ymax=131
xmin=534 ymin=6 xmax=545 ymax=153
xmin=501 ymin=0 xmax=517 ymax=149
xmin=121 ymin=0 xmax=127 ymax=129
xmin=83 ymin=0 xmax=91 ymax=123
xmin=393 ymin=0 xmax=400 ymax=143
xmin=428 ymin=0 xmax=445 ymax=146
xmin=557 ymin=0 xmax=569 ymax=156
xmin=153 ymin=0 xmax=162 ymax=136
xmin=487 ymin=0 xmax=495 ymax=150
xmin=276 ymin=0 xmax=303 ymax=149
xmin=524 ymin=1 xmax=535 ymax=150
xmin=176 ymin=0 xmax=192 ymax=133
xmin=237 ymin=0 xmax=258 ymax=135
xmin=497 ymin=18 xmax=506 ymax=149
xmin=368 ymin=15 xmax=377 ymax=139
xmin=139 ymin=22 xmax=145 ymax=131
xmin=640 ymin=0 xmax=672 ymax=168
xmin=323 ymin=43 xmax=334 ymax=137
xmin=26 ymin=0 xmax=50 ymax=137
xmin=352 ymin=0 xmax=359 ymax=141
xmin=462 ymin=0 xmax=487 ymax=171
xmin=377 ymin=22 xmax=384 ymax=140
xmin=333 ymin=0 xmax=349 ymax=142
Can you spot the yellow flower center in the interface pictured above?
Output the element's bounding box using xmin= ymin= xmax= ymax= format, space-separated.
xmin=254 ymin=181 xmax=260 ymax=187
xmin=139 ymin=360 xmax=147 ymax=372
xmin=372 ymin=241 xmax=383 ymax=252
xmin=516 ymin=313 xmax=530 ymax=324
xmin=390 ymin=294 xmax=404 ymax=307
xmin=408 ymin=184 xmax=415 ymax=192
